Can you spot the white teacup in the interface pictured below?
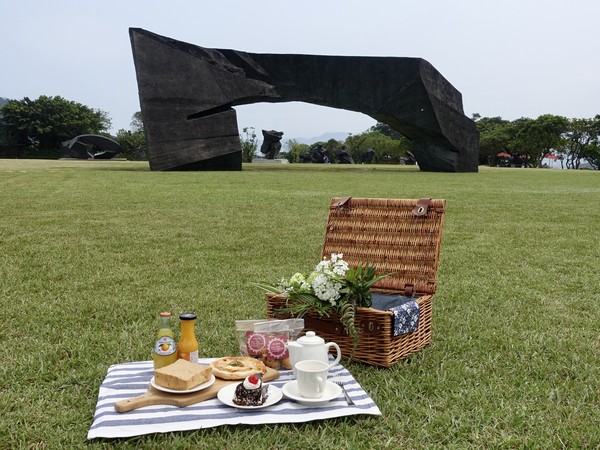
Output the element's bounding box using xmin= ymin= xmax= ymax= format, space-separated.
xmin=295 ymin=360 xmax=329 ymax=398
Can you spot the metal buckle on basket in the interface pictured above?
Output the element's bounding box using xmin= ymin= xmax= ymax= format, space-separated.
xmin=412 ymin=198 xmax=431 ymax=216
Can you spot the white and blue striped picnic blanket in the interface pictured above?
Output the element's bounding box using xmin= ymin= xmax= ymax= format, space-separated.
xmin=87 ymin=358 xmax=381 ymax=439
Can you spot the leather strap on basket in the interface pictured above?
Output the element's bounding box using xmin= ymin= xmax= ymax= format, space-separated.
xmin=412 ymin=198 xmax=431 ymax=216
xmin=333 ymin=197 xmax=352 ymax=208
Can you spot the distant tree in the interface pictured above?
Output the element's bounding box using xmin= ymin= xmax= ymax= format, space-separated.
xmin=283 ymin=139 xmax=309 ymax=163
xmin=559 ymin=116 xmax=600 ymax=169
xmin=344 ymin=130 xmax=408 ymax=163
xmin=368 ymin=122 xmax=405 ymax=141
xmin=130 ymin=111 xmax=144 ymax=133
xmin=324 ymin=138 xmax=342 ymax=152
xmin=115 ymin=112 xmax=146 ymax=160
xmin=580 ymin=116 xmax=600 ymax=169
xmin=115 ymin=130 xmax=145 ymax=160
xmin=473 ymin=115 xmax=512 ymax=164
xmin=0 ymin=98 xmax=22 ymax=156
xmin=0 ymin=95 xmax=111 ymax=158
xmin=582 ymin=144 xmax=600 ymax=170
xmin=240 ymin=127 xmax=257 ymax=162
xmin=511 ymin=114 xmax=569 ymax=167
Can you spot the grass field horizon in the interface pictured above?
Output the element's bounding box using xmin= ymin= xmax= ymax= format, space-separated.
xmin=1 ymin=159 xmax=598 ymax=448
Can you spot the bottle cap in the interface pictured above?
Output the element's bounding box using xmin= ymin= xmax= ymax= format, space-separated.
xmin=159 ymin=312 xmax=171 ymax=317
xmin=179 ymin=313 xmax=197 ymax=320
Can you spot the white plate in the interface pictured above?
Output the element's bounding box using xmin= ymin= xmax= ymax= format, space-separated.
xmin=282 ymin=380 xmax=342 ymax=406
xmin=150 ymin=374 xmax=215 ymax=394
xmin=217 ymin=383 xmax=282 ymax=410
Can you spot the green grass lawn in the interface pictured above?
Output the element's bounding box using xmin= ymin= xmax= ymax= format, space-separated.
xmin=1 ymin=159 xmax=598 ymax=449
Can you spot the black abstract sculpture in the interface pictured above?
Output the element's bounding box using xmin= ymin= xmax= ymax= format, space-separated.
xmin=61 ymin=134 xmax=122 ymax=159
xmin=260 ymin=130 xmax=284 ymax=159
xmin=310 ymin=144 xmax=327 ymax=163
xmin=334 ymin=145 xmax=354 ymax=164
xmin=361 ymin=148 xmax=376 ymax=164
xmin=130 ymin=28 xmax=479 ymax=172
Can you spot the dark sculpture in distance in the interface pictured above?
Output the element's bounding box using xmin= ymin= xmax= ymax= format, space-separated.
xmin=129 ymin=28 xmax=479 ymax=172
xmin=260 ymin=130 xmax=284 ymax=159
xmin=62 ymin=134 xmax=122 ymax=159
xmin=334 ymin=145 xmax=354 ymax=164
xmin=361 ymin=148 xmax=376 ymax=164
xmin=310 ymin=144 xmax=327 ymax=163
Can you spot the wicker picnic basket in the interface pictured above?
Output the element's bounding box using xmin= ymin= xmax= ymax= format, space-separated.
xmin=266 ymin=197 xmax=446 ymax=367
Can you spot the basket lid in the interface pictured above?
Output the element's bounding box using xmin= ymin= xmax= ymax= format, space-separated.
xmin=321 ymin=197 xmax=446 ymax=296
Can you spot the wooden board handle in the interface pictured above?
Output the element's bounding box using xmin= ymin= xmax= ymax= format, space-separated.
xmin=115 ymin=390 xmax=161 ymax=413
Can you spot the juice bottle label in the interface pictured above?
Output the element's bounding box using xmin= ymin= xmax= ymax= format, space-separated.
xmin=179 ymin=350 xmax=199 ymax=364
xmin=154 ymin=336 xmax=177 ymax=356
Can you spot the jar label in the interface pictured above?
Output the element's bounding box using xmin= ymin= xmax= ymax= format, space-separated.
xmin=246 ymin=332 xmax=268 ymax=356
xmin=154 ymin=336 xmax=177 ymax=356
xmin=266 ymin=335 xmax=289 ymax=360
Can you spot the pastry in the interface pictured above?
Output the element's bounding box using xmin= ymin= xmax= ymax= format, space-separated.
xmin=210 ymin=356 xmax=267 ymax=380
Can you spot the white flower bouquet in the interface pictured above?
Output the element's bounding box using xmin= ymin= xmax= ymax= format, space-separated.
xmin=256 ymin=253 xmax=389 ymax=345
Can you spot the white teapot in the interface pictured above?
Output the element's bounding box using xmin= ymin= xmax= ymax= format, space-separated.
xmin=286 ymin=331 xmax=342 ymax=375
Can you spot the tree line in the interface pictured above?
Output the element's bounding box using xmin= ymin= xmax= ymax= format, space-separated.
xmin=250 ymin=115 xmax=600 ymax=169
xmin=0 ymin=95 xmax=145 ymax=160
xmin=273 ymin=122 xmax=412 ymax=164
xmin=2 ymin=95 xmax=598 ymax=169
xmin=475 ymin=113 xmax=600 ymax=170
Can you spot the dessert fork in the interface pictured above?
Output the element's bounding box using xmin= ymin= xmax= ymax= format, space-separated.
xmin=334 ymin=380 xmax=355 ymax=406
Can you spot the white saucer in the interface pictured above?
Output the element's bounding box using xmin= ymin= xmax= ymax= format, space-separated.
xmin=282 ymin=380 xmax=342 ymax=406
xmin=150 ymin=374 xmax=215 ymax=394
xmin=217 ymin=383 xmax=283 ymax=410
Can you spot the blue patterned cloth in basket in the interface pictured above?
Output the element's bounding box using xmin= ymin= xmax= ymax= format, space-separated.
xmin=370 ymin=293 xmax=420 ymax=336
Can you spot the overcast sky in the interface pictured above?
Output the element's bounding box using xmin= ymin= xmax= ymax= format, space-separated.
xmin=1 ymin=0 xmax=599 ymax=141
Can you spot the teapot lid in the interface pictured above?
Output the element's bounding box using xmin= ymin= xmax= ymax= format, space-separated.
xmin=297 ymin=331 xmax=324 ymax=345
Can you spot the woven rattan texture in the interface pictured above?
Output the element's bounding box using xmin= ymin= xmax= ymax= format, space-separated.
xmin=267 ymin=293 xmax=432 ymax=367
xmin=267 ymin=197 xmax=445 ymax=367
xmin=322 ymin=197 xmax=445 ymax=296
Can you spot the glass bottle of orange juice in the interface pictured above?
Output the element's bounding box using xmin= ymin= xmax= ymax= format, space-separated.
xmin=153 ymin=312 xmax=178 ymax=369
xmin=178 ymin=313 xmax=199 ymax=363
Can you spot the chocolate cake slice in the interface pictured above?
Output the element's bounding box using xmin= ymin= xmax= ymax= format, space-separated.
xmin=233 ymin=373 xmax=268 ymax=406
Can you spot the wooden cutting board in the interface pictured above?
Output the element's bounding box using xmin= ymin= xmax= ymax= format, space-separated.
xmin=114 ymin=366 xmax=280 ymax=413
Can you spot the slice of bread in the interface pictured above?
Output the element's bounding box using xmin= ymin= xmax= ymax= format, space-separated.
xmin=154 ymin=359 xmax=212 ymax=390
